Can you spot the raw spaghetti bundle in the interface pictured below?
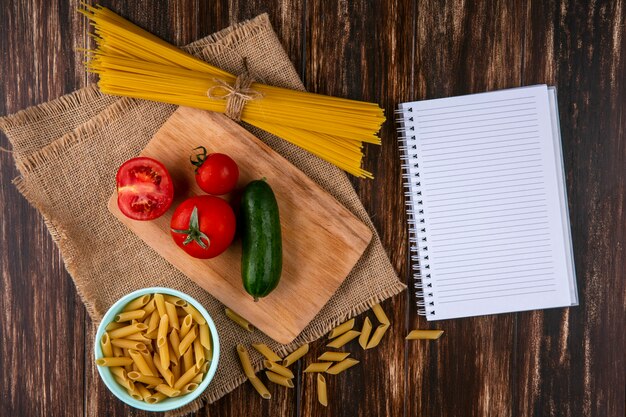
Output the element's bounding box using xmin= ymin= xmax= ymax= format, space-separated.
xmin=79 ymin=5 xmax=385 ymax=178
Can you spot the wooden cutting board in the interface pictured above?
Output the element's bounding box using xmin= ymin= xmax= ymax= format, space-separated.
xmin=107 ymin=107 xmax=372 ymax=344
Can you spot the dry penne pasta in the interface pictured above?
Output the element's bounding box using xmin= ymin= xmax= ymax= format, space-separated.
xmin=317 ymin=374 xmax=328 ymax=407
xmin=236 ymin=344 xmax=255 ymax=378
xmin=252 ymin=343 xmax=281 ymax=362
xmin=183 ymin=304 xmax=206 ymax=325
xmin=282 ymin=343 xmax=309 ymax=367
xmin=265 ymin=371 xmax=294 ymax=388
xmin=225 ymin=308 xmax=253 ymax=332
xmin=328 ymin=318 xmax=355 ymax=339
xmin=199 ymin=324 xmax=212 ymax=350
xmin=304 ymin=362 xmax=333 ymax=373
xmin=96 ymin=292 xmax=212 ymax=403
xmin=264 ymin=360 xmax=294 ymax=378
xmin=165 ymin=302 xmax=180 ymax=330
xmin=178 ymin=325 xmax=197 ymax=356
xmin=358 ymin=317 xmax=373 ymax=349
xmin=248 ymin=376 xmax=271 ymax=399
xmin=326 ymin=358 xmax=359 ymax=375
xmin=96 ymin=357 xmax=134 ymax=367
xmin=405 ymin=330 xmax=444 ymax=340
xmin=146 ymin=392 xmax=167 ymax=404
xmin=155 ymin=383 xmax=181 ymax=398
xmin=115 ymin=309 xmax=146 ymax=322
xmin=108 ymin=323 xmax=148 ymax=339
xmin=365 ymin=324 xmax=390 ymax=349
xmin=372 ymin=303 xmax=390 ymax=325
xmin=326 ymin=330 xmax=360 ymax=348
xmin=100 ymin=333 xmax=114 ymax=357
xmin=123 ymin=294 xmax=151 ymax=312
xmin=317 ymin=351 xmax=350 ymax=362
xmin=127 ymin=371 xmax=164 ymax=386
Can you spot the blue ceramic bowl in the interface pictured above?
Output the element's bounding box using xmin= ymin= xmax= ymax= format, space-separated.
xmin=94 ymin=287 xmax=220 ymax=412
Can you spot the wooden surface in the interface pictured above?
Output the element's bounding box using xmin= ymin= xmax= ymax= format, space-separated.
xmin=1 ymin=1 xmax=624 ymax=416
xmin=107 ymin=107 xmax=372 ymax=344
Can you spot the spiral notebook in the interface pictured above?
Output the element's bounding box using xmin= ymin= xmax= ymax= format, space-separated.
xmin=398 ymin=85 xmax=578 ymax=320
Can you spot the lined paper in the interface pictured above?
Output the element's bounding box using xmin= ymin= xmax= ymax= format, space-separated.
xmin=400 ymin=85 xmax=577 ymax=320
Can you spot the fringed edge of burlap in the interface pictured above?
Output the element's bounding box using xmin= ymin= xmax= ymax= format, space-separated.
xmin=15 ymin=97 xmax=137 ymax=175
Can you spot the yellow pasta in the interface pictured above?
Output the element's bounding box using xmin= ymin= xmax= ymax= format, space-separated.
xmin=128 ymin=349 xmax=155 ymax=376
xmin=123 ymin=294 xmax=151 ymax=312
xmin=251 ymin=343 xmax=281 ymax=362
xmin=127 ymin=371 xmax=164 ymax=386
xmin=199 ymin=324 xmax=212 ymax=351
xmin=114 ymin=375 xmax=134 ymax=391
xmin=114 ymin=309 xmax=146 ymax=322
xmin=265 ymin=371 xmax=294 ymax=388
xmin=328 ymin=318 xmax=355 ymax=339
xmin=127 ymin=384 xmax=144 ymax=401
xmin=153 ymin=293 xmax=167 ymax=317
xmin=109 ymin=366 xmax=126 ymax=380
xmin=264 ymin=360 xmax=294 ymax=378
xmin=303 ymin=362 xmax=333 ymax=373
xmin=169 ymin=329 xmax=181 ymax=358
xmin=405 ymin=330 xmax=444 ymax=340
xmin=142 ymin=299 xmax=157 ymax=315
xmin=105 ymin=322 xmax=125 ymax=331
xmin=171 ymin=361 xmax=182 ymax=381
xmin=173 ymin=365 xmax=199 ymax=390
xmin=139 ymin=349 xmax=159 ymax=377
xmin=193 ymin=336 xmax=205 ymax=368
xmin=163 ymin=295 xmax=187 ymax=307
xmin=191 ymin=373 xmax=204 ymax=384
xmin=153 ymin=352 xmax=175 ymax=387
xmin=108 ymin=323 xmax=148 ymax=339
xmin=145 ymin=392 xmax=167 ymax=404
xmin=165 ymin=302 xmax=180 ymax=330
xmin=182 ymin=347 xmax=194 ymax=373
xmin=136 ymin=383 xmax=152 ymax=401
xmin=179 ymin=314 xmax=193 ymax=339
xmin=96 ymin=357 xmax=134 ymax=367
xmin=371 ymin=303 xmax=390 ymax=325
xmin=358 ymin=317 xmax=373 ymax=349
xmin=181 ymin=383 xmax=198 ymax=394
xmin=155 ymin=384 xmax=181 ymax=398
xmin=248 ymin=376 xmax=271 ymax=400
xmin=365 ymin=324 xmax=390 ymax=349
xmin=326 ymin=330 xmax=360 ymax=349
xmin=182 ymin=304 xmax=206 ymax=325
xmin=125 ymin=332 xmax=152 ymax=344
xmin=157 ymin=315 xmax=170 ymax=369
xmin=236 ymin=344 xmax=255 ymax=378
xmin=80 ymin=5 xmax=385 ymax=178
xmin=100 ymin=333 xmax=114 ymax=357
xmin=225 ymin=308 xmax=253 ymax=332
xmin=326 ymin=358 xmax=359 ymax=375
xmin=317 ymin=374 xmax=328 ymax=407
xmin=178 ymin=325 xmax=197 ymax=356
xmin=282 ymin=343 xmax=309 ymax=367
xmin=317 ymin=351 xmax=350 ymax=362
xmin=112 ymin=346 xmax=124 ymax=358
xmin=110 ymin=339 xmax=146 ymax=350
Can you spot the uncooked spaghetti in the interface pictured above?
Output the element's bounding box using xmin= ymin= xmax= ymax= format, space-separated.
xmin=79 ymin=5 xmax=385 ymax=178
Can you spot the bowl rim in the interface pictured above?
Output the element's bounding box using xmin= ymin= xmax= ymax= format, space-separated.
xmin=94 ymin=287 xmax=220 ymax=412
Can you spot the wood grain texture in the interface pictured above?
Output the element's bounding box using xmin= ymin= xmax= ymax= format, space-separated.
xmin=107 ymin=107 xmax=372 ymax=344
xmin=1 ymin=0 xmax=625 ymax=417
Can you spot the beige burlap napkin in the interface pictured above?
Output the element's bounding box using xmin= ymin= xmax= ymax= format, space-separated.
xmin=0 ymin=14 xmax=405 ymax=415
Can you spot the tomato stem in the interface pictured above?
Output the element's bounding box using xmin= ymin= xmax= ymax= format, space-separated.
xmin=171 ymin=206 xmax=211 ymax=249
xmin=190 ymin=146 xmax=208 ymax=173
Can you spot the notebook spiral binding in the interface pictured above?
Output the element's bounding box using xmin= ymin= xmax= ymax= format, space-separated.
xmin=397 ymin=107 xmax=435 ymax=317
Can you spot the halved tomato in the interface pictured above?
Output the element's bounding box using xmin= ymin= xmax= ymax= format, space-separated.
xmin=116 ymin=157 xmax=174 ymax=221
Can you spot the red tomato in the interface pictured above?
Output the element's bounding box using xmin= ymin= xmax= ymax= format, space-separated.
xmin=116 ymin=157 xmax=174 ymax=221
xmin=191 ymin=147 xmax=239 ymax=195
xmin=170 ymin=195 xmax=236 ymax=259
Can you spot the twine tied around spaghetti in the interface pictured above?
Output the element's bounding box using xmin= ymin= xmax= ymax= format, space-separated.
xmin=206 ymin=59 xmax=263 ymax=122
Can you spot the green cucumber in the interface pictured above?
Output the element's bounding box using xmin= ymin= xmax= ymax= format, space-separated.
xmin=240 ymin=179 xmax=282 ymax=301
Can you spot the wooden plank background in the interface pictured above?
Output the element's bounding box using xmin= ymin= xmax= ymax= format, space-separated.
xmin=0 ymin=1 xmax=624 ymax=416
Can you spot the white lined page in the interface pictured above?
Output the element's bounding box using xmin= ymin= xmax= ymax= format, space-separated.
xmin=400 ymin=85 xmax=577 ymax=320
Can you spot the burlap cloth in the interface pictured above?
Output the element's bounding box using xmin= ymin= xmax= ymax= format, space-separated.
xmin=0 ymin=14 xmax=405 ymax=415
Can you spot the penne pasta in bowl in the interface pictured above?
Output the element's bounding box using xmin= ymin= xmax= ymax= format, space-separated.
xmin=94 ymin=287 xmax=220 ymax=412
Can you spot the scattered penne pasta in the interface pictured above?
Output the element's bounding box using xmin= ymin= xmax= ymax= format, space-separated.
xmin=326 ymin=358 xmax=359 ymax=375
xmin=96 ymin=292 xmax=211 ymax=403
xmin=317 ymin=351 xmax=350 ymax=362
xmin=326 ymin=330 xmax=360 ymax=349
xmin=328 ymin=318 xmax=355 ymax=339
xmin=252 ymin=343 xmax=281 ymax=362
xmin=303 ymin=362 xmax=333 ymax=373
xmin=371 ymin=303 xmax=390 ymax=325
xmin=248 ymin=376 xmax=271 ymax=399
xmin=405 ymin=330 xmax=444 ymax=340
xmin=265 ymin=371 xmax=294 ymax=388
xmin=282 ymin=343 xmax=309 ymax=367
xmin=225 ymin=308 xmax=253 ymax=332
xmin=317 ymin=374 xmax=328 ymax=407
xmin=236 ymin=344 xmax=256 ymax=378
xmin=365 ymin=324 xmax=390 ymax=349
xmin=264 ymin=360 xmax=294 ymax=378
xmin=358 ymin=317 xmax=373 ymax=349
